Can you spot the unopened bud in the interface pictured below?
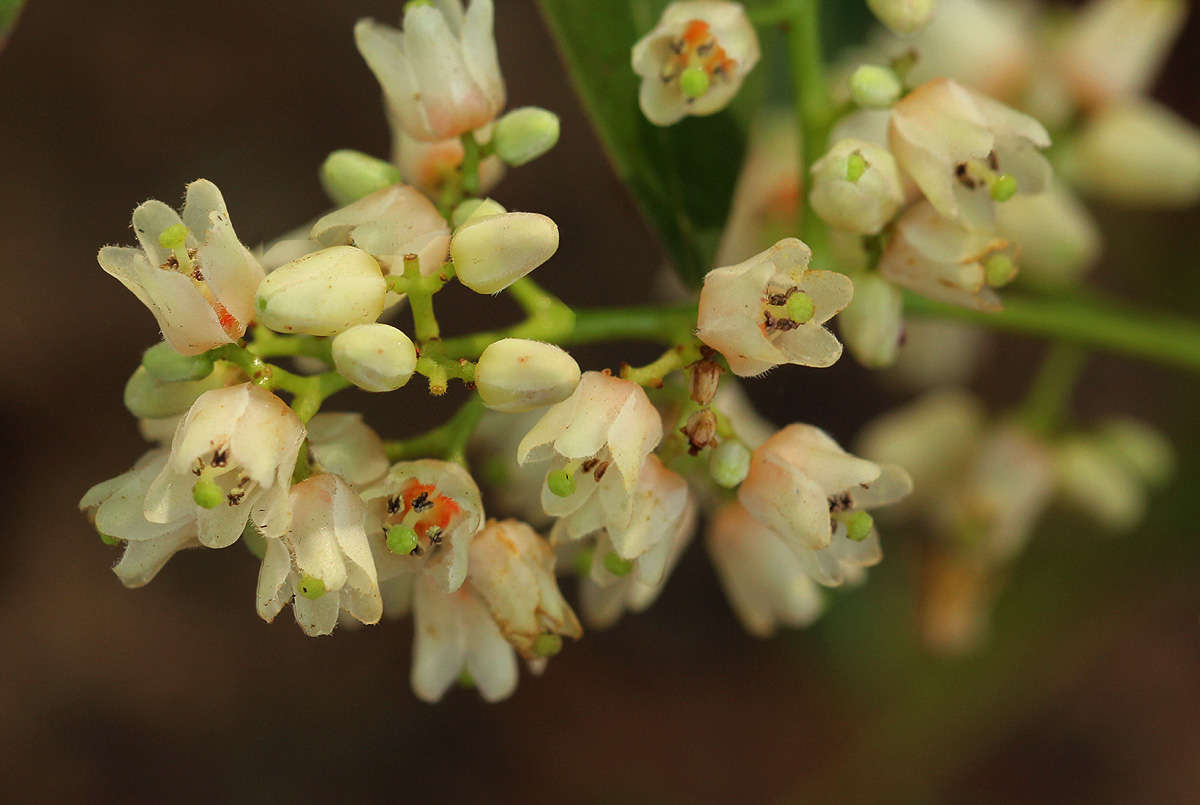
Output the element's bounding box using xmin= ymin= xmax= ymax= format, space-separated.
xmin=850 ymin=64 xmax=902 ymax=109
xmin=682 ymin=409 xmax=718 ymax=455
xmin=810 ymin=139 xmax=905 ymax=235
xmin=868 ymin=0 xmax=936 ymax=35
xmin=124 ymin=362 xmax=242 ymax=420
xmin=331 ymin=323 xmax=417 ymax=392
xmin=688 ymin=358 xmax=723 ymax=405
xmin=255 ymin=246 xmax=386 ymax=336
xmin=1098 ymin=418 xmax=1175 ymax=486
xmin=492 ymin=107 xmax=561 ymax=167
xmin=451 ymin=198 xmax=507 ymax=229
xmin=709 ymin=440 xmax=751 ymax=487
xmin=142 ymin=341 xmax=215 ymax=383
xmin=450 ymin=212 xmax=559 ymax=294
xmin=320 ymin=149 xmax=402 ymax=207
xmin=838 ymin=272 xmax=904 ymax=369
xmin=475 ymin=338 xmax=581 ymax=412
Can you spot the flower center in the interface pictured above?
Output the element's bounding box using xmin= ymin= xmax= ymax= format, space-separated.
xmin=953 ymin=154 xmax=1018 ymax=202
xmin=191 ymin=447 xmax=255 ymax=508
xmin=384 ymin=479 xmax=461 ymax=556
xmin=662 ymin=19 xmax=737 ymax=100
xmin=157 ymin=223 xmax=241 ymax=337
xmin=760 ymin=285 xmax=815 ymax=334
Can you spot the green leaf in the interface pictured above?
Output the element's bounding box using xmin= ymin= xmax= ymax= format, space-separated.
xmin=537 ymin=0 xmax=765 ymax=287
xmin=0 ymin=0 xmax=26 ymax=48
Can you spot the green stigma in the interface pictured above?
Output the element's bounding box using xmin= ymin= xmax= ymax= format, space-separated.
xmin=846 ymin=511 xmax=874 ymax=542
xmin=846 ymin=152 xmax=869 ymax=183
xmin=297 ymin=575 xmax=326 ymax=600
xmin=404 ymin=0 xmax=433 ymax=11
xmin=385 ymin=524 xmax=420 ymax=556
xmin=157 ymin=223 xmax=189 ymax=250
xmin=547 ymin=468 xmax=576 ymax=498
xmin=603 ymin=552 xmax=634 ymax=577
xmin=532 ymin=633 xmax=563 ymax=658
xmin=785 ymin=291 xmax=815 ymax=324
xmin=192 ymin=477 xmax=224 ymax=509
xmin=457 ymin=669 xmax=476 ymax=688
xmin=984 ymin=254 xmax=1017 ymax=288
xmin=679 ymin=67 xmax=710 ymax=99
xmin=990 ymin=173 xmax=1018 ymax=202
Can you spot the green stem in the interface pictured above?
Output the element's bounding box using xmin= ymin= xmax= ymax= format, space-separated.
xmin=206 ymin=343 xmax=349 ymax=422
xmin=905 ymin=292 xmax=1200 ymax=373
xmin=1019 ymin=343 xmax=1088 ymax=436
xmin=622 ymin=341 xmax=702 ymax=388
xmin=248 ymin=328 xmax=332 ymax=364
xmin=460 ymin=132 xmax=481 ymax=197
xmin=747 ymin=2 xmax=794 ymax=27
xmin=399 ymin=254 xmax=442 ymax=342
xmin=384 ymin=395 xmax=486 ymax=465
xmin=787 ymin=0 xmax=833 ymax=255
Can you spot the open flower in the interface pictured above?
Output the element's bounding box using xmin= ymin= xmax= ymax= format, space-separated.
xmin=256 ymin=474 xmax=383 ymax=636
xmin=696 ymin=238 xmax=853 ymax=376
xmin=631 ymin=1 xmax=760 ymax=126
xmin=707 ymin=503 xmax=825 ymax=636
xmin=889 ymin=78 xmax=1051 ymax=230
xmin=739 ymin=424 xmax=912 ymax=585
xmin=80 ymin=449 xmax=200 ymax=588
xmin=468 ymin=519 xmax=582 ymax=659
xmin=809 ymin=139 xmax=905 ymax=235
xmin=97 ymin=179 xmax=265 ymax=355
xmin=364 ymin=459 xmax=484 ymax=593
xmin=410 ymin=573 xmax=518 ymax=703
xmin=355 ymin=0 xmax=504 ymax=143
xmin=517 ymin=371 xmax=663 ymax=523
xmin=143 ymin=383 xmax=305 ymax=547
xmin=878 ymin=200 xmax=1016 ymax=311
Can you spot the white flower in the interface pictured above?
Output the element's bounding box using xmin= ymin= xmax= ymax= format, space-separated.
xmin=631 ymin=1 xmax=760 ymax=126
xmin=517 ymin=371 xmax=663 ymax=522
xmin=143 ymin=383 xmax=305 ymax=547
xmin=696 ymin=238 xmax=853 ymax=376
xmin=355 ymin=0 xmax=504 ymax=143
xmin=79 ymin=450 xmax=200 ymax=588
xmin=306 ymin=412 xmax=389 ymax=489
xmin=364 ymin=459 xmax=484 ymax=593
xmin=1058 ymin=0 xmax=1186 ymax=109
xmin=878 ymin=200 xmax=1015 ymax=311
xmin=707 ymin=503 xmax=824 ymax=637
xmin=97 ymin=179 xmax=265 ymax=355
xmin=467 ymin=519 xmax=582 ymax=659
xmin=410 ymin=573 xmax=518 ymax=703
xmin=575 ymin=494 xmax=697 ymax=630
xmin=256 ymin=474 xmax=382 ymax=636
xmin=889 ymin=78 xmax=1051 ymax=230
xmin=738 ymin=424 xmax=912 ymax=585
xmin=809 ymin=139 xmax=905 ymax=235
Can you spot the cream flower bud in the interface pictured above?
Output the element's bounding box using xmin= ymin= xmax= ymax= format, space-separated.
xmin=1058 ymin=0 xmax=1186 ymax=109
xmin=143 ymin=383 xmax=305 ymax=546
xmin=492 ymin=107 xmax=560 ymax=166
xmin=306 ymin=413 xmax=389 ymax=489
xmin=868 ymin=0 xmax=937 ymax=35
xmin=889 ymin=78 xmax=1051 ymax=230
xmin=410 ymin=574 xmax=518 ymax=703
xmin=475 ymin=338 xmax=581 ymax=412
xmin=141 ymin=341 xmax=214 ymax=383
xmin=1097 ymin=418 xmax=1174 ymax=486
xmin=739 ymin=424 xmax=912 ymax=586
xmin=1064 ymin=99 xmax=1200 ymax=207
xmin=331 ymin=323 xmax=417 ymax=392
xmin=319 ymin=149 xmax=402 ymax=207
xmin=810 ymin=139 xmax=905 ymax=234
xmin=879 ymin=201 xmax=1015 ymax=311
xmin=123 ymin=362 xmax=243 ymax=420
xmin=255 ymin=246 xmax=386 ymax=336
xmin=696 ymin=238 xmax=854 ymax=376
xmin=450 ymin=212 xmax=559 ymax=294
xmin=355 ymin=0 xmax=504 ymax=143
xmin=850 ymin=64 xmax=903 ymax=108
xmin=838 ymin=272 xmax=903 ymax=368
xmin=468 ymin=519 xmax=582 ymax=659
xmin=1055 ymin=437 xmax=1147 ymax=532
xmin=97 ymin=179 xmax=265 ymax=355
xmin=995 ymin=180 xmax=1101 ymax=289
xmin=631 ymin=1 xmax=761 ymax=126
xmin=707 ymin=503 xmax=824 ymax=637
xmin=255 ymin=474 xmax=383 ymax=636
xmin=364 ymin=459 xmax=485 ymax=592
xmin=888 ymin=319 xmax=986 ymax=389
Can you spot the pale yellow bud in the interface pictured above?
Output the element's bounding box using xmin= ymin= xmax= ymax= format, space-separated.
xmin=838 ymin=273 xmax=903 ymax=368
xmin=475 ymin=338 xmax=581 ymax=412
xmin=492 ymin=107 xmax=560 ymax=166
xmin=868 ymin=0 xmax=936 ymax=35
xmin=450 ymin=212 xmax=559 ymax=294
xmin=331 ymin=323 xmax=418 ymax=392
xmin=255 ymin=246 xmax=386 ymax=336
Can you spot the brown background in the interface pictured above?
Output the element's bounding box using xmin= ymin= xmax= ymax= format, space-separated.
xmin=2 ymin=1 xmax=1199 ymax=802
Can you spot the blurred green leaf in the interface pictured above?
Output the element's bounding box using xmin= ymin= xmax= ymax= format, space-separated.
xmin=0 ymin=0 xmax=25 ymax=47
xmin=537 ymin=0 xmax=764 ymax=287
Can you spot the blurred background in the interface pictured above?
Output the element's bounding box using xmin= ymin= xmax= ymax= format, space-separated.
xmin=1 ymin=0 xmax=1198 ymax=801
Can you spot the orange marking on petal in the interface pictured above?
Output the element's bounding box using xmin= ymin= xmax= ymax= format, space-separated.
xmin=683 ymin=19 xmax=710 ymax=46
